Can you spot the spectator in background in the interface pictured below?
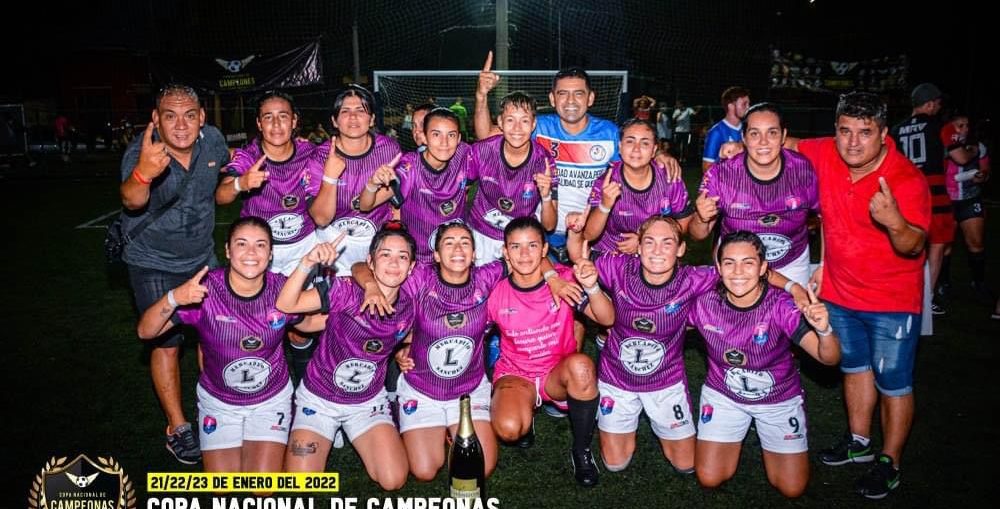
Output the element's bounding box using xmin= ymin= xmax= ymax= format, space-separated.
xmin=449 ymin=97 xmax=470 ymax=140
xmin=656 ymin=104 xmax=673 ymax=156
xmin=632 ymin=94 xmax=656 ymax=121
xmin=307 ymin=121 xmax=330 ymax=144
xmin=672 ymin=100 xmax=697 ymax=164
xmin=702 ymin=86 xmax=751 ymax=171
xmin=54 ymin=113 xmax=73 ymax=162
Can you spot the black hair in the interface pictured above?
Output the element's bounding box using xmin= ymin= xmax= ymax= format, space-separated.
xmin=720 ymin=86 xmax=750 ymax=109
xmin=503 ymin=216 xmax=547 ymax=244
xmin=423 ymin=107 xmax=461 ymax=132
xmin=256 ymin=90 xmax=297 ymax=118
xmin=227 ymin=216 xmax=273 ymax=246
xmin=741 ymin=102 xmax=785 ymax=135
xmin=332 ymin=84 xmax=375 ymax=119
xmin=552 ymin=67 xmax=592 ymax=92
xmin=368 ymin=221 xmax=417 ymax=261
xmin=619 ymin=118 xmax=657 ymax=141
xmin=499 ymin=91 xmax=537 ymax=116
xmin=434 ymin=221 xmax=475 ymax=252
xmin=835 ymin=91 xmax=888 ymax=129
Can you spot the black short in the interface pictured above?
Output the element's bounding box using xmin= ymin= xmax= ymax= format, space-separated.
xmin=127 ymin=264 xmax=200 ymax=348
xmin=953 ymin=198 xmax=985 ymax=222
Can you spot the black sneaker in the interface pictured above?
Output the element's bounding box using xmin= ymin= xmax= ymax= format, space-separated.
xmin=855 ymin=454 xmax=900 ymax=500
xmin=570 ymin=448 xmax=600 ymax=487
xmin=819 ymin=433 xmax=874 ymax=466
xmin=930 ymin=301 xmax=946 ymax=316
xmin=513 ymin=421 xmax=535 ymax=449
xmin=165 ymin=423 xmax=202 ymax=465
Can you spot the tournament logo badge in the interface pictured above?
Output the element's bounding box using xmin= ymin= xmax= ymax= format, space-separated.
xmin=758 ymin=214 xmax=781 ymax=227
xmin=439 ymin=200 xmax=456 ymax=216
xmin=700 ymin=404 xmax=714 ymax=424
xmin=724 ymin=348 xmax=746 ymax=367
xmin=498 ymin=197 xmax=514 ymax=212
xmin=267 ymin=310 xmax=286 ymax=330
xmin=240 ymin=335 xmax=263 ymax=352
xmin=364 ymin=339 xmax=384 ymax=354
xmin=445 ymin=312 xmax=466 ymax=329
xmin=633 ymin=317 xmax=656 ymax=334
xmin=351 ymin=195 xmax=362 ymax=211
xmin=664 ymin=302 xmax=680 ymax=314
xmin=402 ymin=399 xmax=419 ymax=415
xmin=589 ymin=144 xmax=608 ymax=161
xmin=785 ymin=195 xmax=801 ymax=210
xmin=521 ymin=183 xmax=535 ymax=200
xmin=659 ymin=198 xmax=673 ymax=217
xmin=29 ymin=454 xmax=135 ymax=509
xmin=599 ymin=396 xmax=615 ymax=415
xmin=282 ymin=194 xmax=299 ymax=210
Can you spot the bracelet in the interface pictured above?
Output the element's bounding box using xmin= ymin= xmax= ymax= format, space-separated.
xmin=132 ymin=169 xmax=152 ymax=185
xmin=296 ymin=262 xmax=314 ymax=275
xmin=365 ymin=183 xmax=379 ymax=193
xmin=584 ymin=285 xmax=601 ymax=295
xmin=541 ymin=194 xmax=553 ymax=202
xmin=598 ymin=204 xmax=612 ymax=214
xmin=543 ymin=269 xmax=558 ymax=281
xmin=166 ymin=289 xmax=178 ymax=308
xmin=322 ymin=175 xmax=341 ymax=185
xmin=816 ymin=325 xmax=833 ymax=337
xmin=233 ymin=176 xmax=243 ymax=192
xmin=784 ymin=280 xmax=799 ymax=293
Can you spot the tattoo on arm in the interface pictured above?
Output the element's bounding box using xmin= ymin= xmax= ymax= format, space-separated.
xmin=158 ymin=303 xmax=173 ymax=317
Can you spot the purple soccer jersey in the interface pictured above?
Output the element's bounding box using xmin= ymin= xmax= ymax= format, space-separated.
xmin=466 ymin=135 xmax=554 ymax=240
xmin=225 ymin=138 xmax=321 ymax=244
xmin=588 ymin=161 xmax=692 ymax=254
xmin=688 ymin=285 xmax=807 ymax=405
xmin=400 ymin=261 xmax=505 ymax=398
xmin=174 ymin=269 xmax=295 ymax=405
xmin=595 ymin=255 xmax=717 ymax=392
xmin=304 ymin=277 xmax=415 ymax=404
xmin=306 ymin=134 xmax=400 ymax=238
xmin=396 ymin=145 xmax=473 ymax=261
xmin=700 ymin=149 xmax=819 ymax=269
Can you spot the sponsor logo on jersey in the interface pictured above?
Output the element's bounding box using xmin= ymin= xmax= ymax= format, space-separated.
xmin=724 ymin=348 xmax=746 ymax=367
xmin=428 ymin=336 xmax=475 ymax=378
xmin=753 ymin=323 xmax=769 ymax=345
xmin=521 ymin=183 xmax=535 ymax=200
xmin=785 ymin=195 xmax=801 ymax=210
xmin=402 ymin=399 xmax=418 ymax=415
xmin=590 ymin=144 xmax=608 ymax=161
xmin=620 ymin=337 xmax=666 ymax=375
xmin=703 ymin=323 xmax=724 ymax=334
xmin=364 ymin=339 xmax=384 ymax=354
xmin=282 ymin=194 xmax=300 ymax=210
xmin=445 ymin=312 xmax=466 ymax=329
xmin=757 ymin=233 xmax=793 ymax=262
xmin=269 ymin=213 xmax=305 ymax=241
xmin=334 ymin=358 xmax=378 ymax=393
xmin=302 ymin=407 xmax=316 ymax=416
xmin=498 ymin=197 xmax=514 ymax=212
xmin=730 ymin=202 xmax=751 ymax=210
xmin=633 ymin=317 xmax=656 ymax=333
xmin=267 ymin=310 xmax=286 ymax=330
xmin=223 ymin=357 xmax=271 ymax=393
xmin=599 ymin=396 xmax=615 ymax=415
xmin=214 ymin=314 xmax=237 ymax=323
xmin=202 ymin=416 xmax=217 ymax=434
xmin=700 ymin=404 xmax=714 ymax=423
xmin=240 ymin=335 xmax=263 ymax=352
xmin=664 ymin=302 xmax=680 ymax=314
xmin=331 ymin=217 xmax=377 ymax=238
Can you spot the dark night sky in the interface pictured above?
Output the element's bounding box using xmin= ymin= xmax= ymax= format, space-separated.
xmin=3 ymin=1 xmax=993 ymax=124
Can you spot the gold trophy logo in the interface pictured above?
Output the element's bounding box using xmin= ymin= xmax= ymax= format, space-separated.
xmin=29 ymin=455 xmax=135 ymax=509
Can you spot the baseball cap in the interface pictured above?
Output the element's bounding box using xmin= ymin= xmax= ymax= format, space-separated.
xmin=911 ymin=83 xmax=942 ymax=106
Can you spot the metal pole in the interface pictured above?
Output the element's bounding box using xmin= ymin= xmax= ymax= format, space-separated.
xmin=496 ymin=0 xmax=509 ymax=70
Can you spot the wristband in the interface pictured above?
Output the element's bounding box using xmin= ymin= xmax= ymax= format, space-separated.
xmin=541 ymin=194 xmax=553 ymax=202
xmin=543 ymin=269 xmax=558 ymax=281
xmin=233 ymin=176 xmax=243 ymax=192
xmin=297 ymin=263 xmax=314 ymax=275
xmin=166 ymin=289 xmax=178 ymax=308
xmin=132 ymin=170 xmax=152 ymax=185
xmin=784 ymin=280 xmax=799 ymax=293
xmin=816 ymin=325 xmax=833 ymax=337
xmin=584 ymin=285 xmax=601 ymax=295
xmin=598 ymin=203 xmax=612 ymax=214
xmin=322 ymin=175 xmax=341 ymax=185
xmin=365 ymin=183 xmax=379 ymax=193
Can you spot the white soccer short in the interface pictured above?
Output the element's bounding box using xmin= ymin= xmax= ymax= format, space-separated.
xmin=471 ymin=228 xmax=505 ymax=267
xmin=772 ymin=246 xmax=811 ymax=287
xmin=315 ymin=224 xmax=375 ymax=276
xmin=291 ymin=383 xmax=394 ymax=443
xmin=271 ymin=231 xmax=320 ymax=277
xmin=196 ymin=381 xmax=293 ymax=451
xmin=696 ymin=385 xmax=808 ymax=454
xmin=396 ymin=374 xmax=492 ymax=433
xmin=597 ymin=380 xmax=696 ymax=440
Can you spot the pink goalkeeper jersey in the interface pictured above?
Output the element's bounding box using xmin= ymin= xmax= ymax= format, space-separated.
xmin=487 ymin=266 xmax=577 ymax=379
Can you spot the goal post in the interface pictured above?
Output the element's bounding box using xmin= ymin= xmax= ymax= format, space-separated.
xmin=374 ymin=70 xmax=628 ymax=149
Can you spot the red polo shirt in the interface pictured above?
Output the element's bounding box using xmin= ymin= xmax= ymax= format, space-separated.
xmin=799 ymin=137 xmax=930 ymax=314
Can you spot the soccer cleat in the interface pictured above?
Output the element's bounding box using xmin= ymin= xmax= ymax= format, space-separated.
xmin=570 ymin=448 xmax=600 ymax=487
xmin=543 ymin=402 xmax=568 ymax=418
xmin=511 ymin=420 xmax=535 ymax=449
xmin=819 ymin=433 xmax=874 ymax=466
xmin=855 ymin=454 xmax=900 ymax=500
xmin=165 ymin=423 xmax=202 ymax=465
xmin=930 ymin=302 xmax=946 ymax=316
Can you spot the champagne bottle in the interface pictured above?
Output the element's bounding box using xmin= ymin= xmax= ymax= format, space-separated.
xmin=448 ymin=394 xmax=485 ymax=500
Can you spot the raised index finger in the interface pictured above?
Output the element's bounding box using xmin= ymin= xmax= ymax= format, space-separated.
xmin=878 ymin=176 xmax=892 ymax=196
xmin=142 ymin=122 xmax=154 ymax=146
xmin=483 ymin=51 xmax=494 ymax=72
xmin=806 ymin=284 xmax=818 ymax=304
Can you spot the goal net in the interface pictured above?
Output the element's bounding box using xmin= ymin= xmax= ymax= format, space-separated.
xmin=374 ymin=70 xmax=628 ymax=150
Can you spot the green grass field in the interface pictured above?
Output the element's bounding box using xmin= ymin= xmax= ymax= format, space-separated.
xmin=4 ymin=151 xmax=999 ymax=508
